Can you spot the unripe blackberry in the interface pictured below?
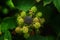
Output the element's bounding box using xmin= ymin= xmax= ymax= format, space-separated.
xmin=15 ymin=26 xmax=23 ymax=33
xmin=20 ymin=11 xmax=26 ymax=18
xmin=36 ymin=12 xmax=42 ymax=18
xmin=33 ymin=17 xmax=39 ymax=23
xmin=22 ymin=26 xmax=29 ymax=33
xmin=31 ymin=6 xmax=37 ymax=13
xmin=33 ymin=22 xmax=41 ymax=29
xmin=17 ymin=16 xmax=24 ymax=25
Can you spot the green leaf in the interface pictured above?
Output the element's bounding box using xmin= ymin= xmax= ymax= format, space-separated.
xmin=43 ymin=0 xmax=52 ymax=6
xmin=4 ymin=31 xmax=12 ymax=40
xmin=1 ymin=22 xmax=9 ymax=32
xmin=27 ymin=34 xmax=55 ymax=40
xmin=13 ymin=0 xmax=35 ymax=11
xmin=6 ymin=0 xmax=15 ymax=8
xmin=53 ymin=0 xmax=60 ymax=12
xmin=1 ymin=17 xmax=17 ymax=32
xmin=4 ymin=17 xmax=17 ymax=28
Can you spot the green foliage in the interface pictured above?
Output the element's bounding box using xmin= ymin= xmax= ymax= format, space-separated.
xmin=2 ymin=17 xmax=17 ymax=30
xmin=6 ymin=0 xmax=15 ymax=8
xmin=43 ymin=0 xmax=60 ymax=12
xmin=0 ymin=31 xmax=11 ymax=40
xmin=0 ymin=0 xmax=60 ymax=40
xmin=53 ymin=0 xmax=60 ymax=12
xmin=2 ymin=8 xmax=9 ymax=14
xmin=43 ymin=0 xmax=52 ymax=6
xmin=4 ymin=31 xmax=12 ymax=40
xmin=12 ymin=0 xmax=35 ymax=11
xmin=43 ymin=0 xmax=60 ymax=35
xmin=27 ymin=35 xmax=55 ymax=40
xmin=0 ymin=17 xmax=16 ymax=40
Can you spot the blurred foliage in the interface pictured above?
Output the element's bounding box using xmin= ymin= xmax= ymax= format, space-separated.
xmin=12 ymin=0 xmax=35 ymax=11
xmin=43 ymin=0 xmax=60 ymax=12
xmin=27 ymin=35 xmax=56 ymax=40
xmin=0 ymin=0 xmax=60 ymax=40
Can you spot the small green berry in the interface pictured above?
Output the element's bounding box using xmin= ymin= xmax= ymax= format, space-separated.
xmin=36 ymin=12 xmax=42 ymax=18
xmin=31 ymin=6 xmax=37 ymax=13
xmin=20 ymin=11 xmax=26 ymax=18
xmin=17 ymin=16 xmax=24 ymax=25
xmin=33 ymin=22 xmax=41 ymax=29
xmin=24 ymin=33 xmax=30 ymax=39
xmin=2 ymin=8 xmax=8 ymax=14
xmin=33 ymin=17 xmax=39 ymax=23
xmin=15 ymin=27 xmax=21 ymax=33
xmin=40 ymin=18 xmax=45 ymax=24
xmin=22 ymin=26 xmax=29 ymax=33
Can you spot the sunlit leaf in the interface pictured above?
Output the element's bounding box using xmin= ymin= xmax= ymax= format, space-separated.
xmin=6 ymin=0 xmax=15 ymax=8
xmin=1 ymin=17 xmax=17 ymax=32
xmin=43 ymin=0 xmax=52 ymax=6
xmin=12 ymin=0 xmax=35 ymax=11
xmin=4 ymin=31 xmax=12 ymax=40
xmin=53 ymin=0 xmax=60 ymax=12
